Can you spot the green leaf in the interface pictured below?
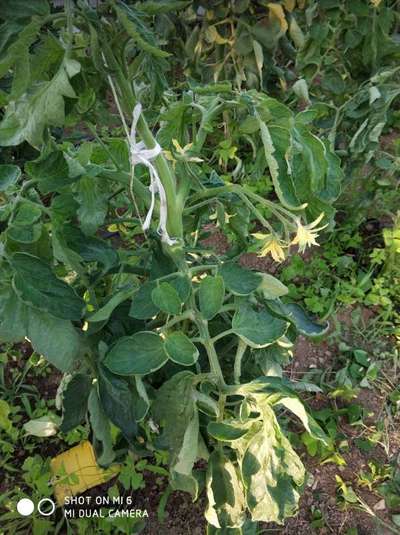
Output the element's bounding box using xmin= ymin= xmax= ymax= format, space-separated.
xmin=208 ymin=421 xmax=251 ymax=442
xmin=151 ymin=282 xmax=182 ymax=315
xmin=26 ymin=308 xmax=81 ymax=372
xmin=116 ymin=6 xmax=170 ymax=58
xmin=293 ymin=125 xmax=327 ymax=194
xmin=63 ymin=226 xmax=118 ymax=272
xmin=165 ymin=331 xmax=199 ymax=366
xmin=199 ymin=275 xmax=225 ymax=320
xmin=0 ymin=18 xmax=43 ymax=99
xmin=76 ymin=176 xmax=108 ymax=236
xmin=88 ymin=387 xmax=115 ymax=466
xmin=267 ymin=301 xmax=329 ymax=338
xmin=136 ymin=1 xmax=190 ymax=14
xmin=275 ymin=396 xmax=328 ymax=445
xmin=0 ymin=164 xmax=20 ymax=190
xmin=98 ymin=365 xmax=138 ymax=441
xmin=257 ymin=273 xmax=288 ymax=300
xmin=153 ymin=371 xmax=199 ymax=497
xmin=169 ymin=274 xmax=191 ymax=303
xmin=60 ymin=374 xmax=92 ymax=433
xmin=257 ymin=116 xmax=302 ymax=210
xmin=232 ymin=303 xmax=288 ymax=348
xmin=88 ymin=284 xmax=137 ymax=322
xmin=0 ymin=0 xmax=49 ymax=19
xmin=0 ymin=288 xmax=28 ymax=343
xmin=0 ymin=58 xmax=80 ymax=147
xmin=219 ymin=264 xmax=261 ymax=296
xmin=129 ymin=280 xmax=159 ymax=319
xmin=11 ymin=252 xmax=85 ymax=320
xmin=132 ymin=376 xmax=150 ymax=422
xmin=104 ymin=331 xmax=168 ymax=376
xmin=26 ymin=151 xmax=81 ymax=194
xmin=7 ymin=201 xmax=42 ymax=243
xmin=205 ymin=450 xmax=246 ymax=529
xmin=0 ymin=400 xmax=13 ymax=435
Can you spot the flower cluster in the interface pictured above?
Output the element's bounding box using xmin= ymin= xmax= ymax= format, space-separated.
xmin=253 ymin=213 xmax=327 ymax=263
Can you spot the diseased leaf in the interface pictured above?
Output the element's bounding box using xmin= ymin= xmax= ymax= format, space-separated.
xmin=240 ymin=401 xmax=304 ymax=523
xmin=23 ymin=417 xmax=58 ymax=437
xmin=205 ymin=450 xmax=246 ymax=529
xmin=258 ymin=273 xmax=288 ymax=300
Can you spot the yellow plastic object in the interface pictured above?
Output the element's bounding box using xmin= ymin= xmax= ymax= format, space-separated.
xmin=51 ymin=440 xmax=120 ymax=506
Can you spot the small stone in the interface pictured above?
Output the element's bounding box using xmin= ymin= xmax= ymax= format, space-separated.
xmin=373 ymin=499 xmax=386 ymax=511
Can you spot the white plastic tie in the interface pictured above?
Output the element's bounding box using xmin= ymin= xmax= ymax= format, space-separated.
xmin=129 ymin=103 xmax=176 ymax=245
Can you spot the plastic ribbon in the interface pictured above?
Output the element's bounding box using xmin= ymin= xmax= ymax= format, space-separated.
xmin=129 ymin=103 xmax=176 ymax=245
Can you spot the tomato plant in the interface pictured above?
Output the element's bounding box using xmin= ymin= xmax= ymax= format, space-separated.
xmin=0 ymin=1 xmax=348 ymax=531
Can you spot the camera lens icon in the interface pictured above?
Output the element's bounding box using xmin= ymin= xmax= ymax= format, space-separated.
xmin=17 ymin=497 xmax=56 ymax=517
xmin=38 ymin=498 xmax=56 ymax=516
xmin=17 ymin=498 xmax=34 ymax=516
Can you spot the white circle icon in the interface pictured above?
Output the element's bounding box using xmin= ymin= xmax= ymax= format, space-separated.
xmin=17 ymin=498 xmax=34 ymax=516
xmin=37 ymin=498 xmax=56 ymax=516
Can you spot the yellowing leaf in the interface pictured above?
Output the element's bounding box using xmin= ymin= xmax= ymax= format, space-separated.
xmin=283 ymin=0 xmax=296 ymax=11
xmin=268 ymin=3 xmax=288 ymax=33
xmin=205 ymin=26 xmax=230 ymax=45
xmin=289 ymin=16 xmax=305 ymax=48
xmin=253 ymin=40 xmax=264 ymax=80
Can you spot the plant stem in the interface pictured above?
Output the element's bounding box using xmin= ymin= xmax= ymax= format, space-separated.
xmin=101 ymin=42 xmax=182 ymax=239
xmin=210 ymin=328 xmax=234 ymax=344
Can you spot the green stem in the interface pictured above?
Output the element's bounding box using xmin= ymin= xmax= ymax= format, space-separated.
xmin=101 ymin=42 xmax=183 ymax=239
xmin=195 ymin=315 xmax=226 ymax=387
xmin=210 ymin=328 xmax=234 ymax=344
xmin=159 ymin=310 xmax=195 ymax=332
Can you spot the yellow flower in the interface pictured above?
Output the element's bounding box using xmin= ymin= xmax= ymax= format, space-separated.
xmin=172 ymin=139 xmax=203 ymax=163
xmin=291 ymin=213 xmax=328 ymax=253
xmin=253 ymin=233 xmax=286 ymax=263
